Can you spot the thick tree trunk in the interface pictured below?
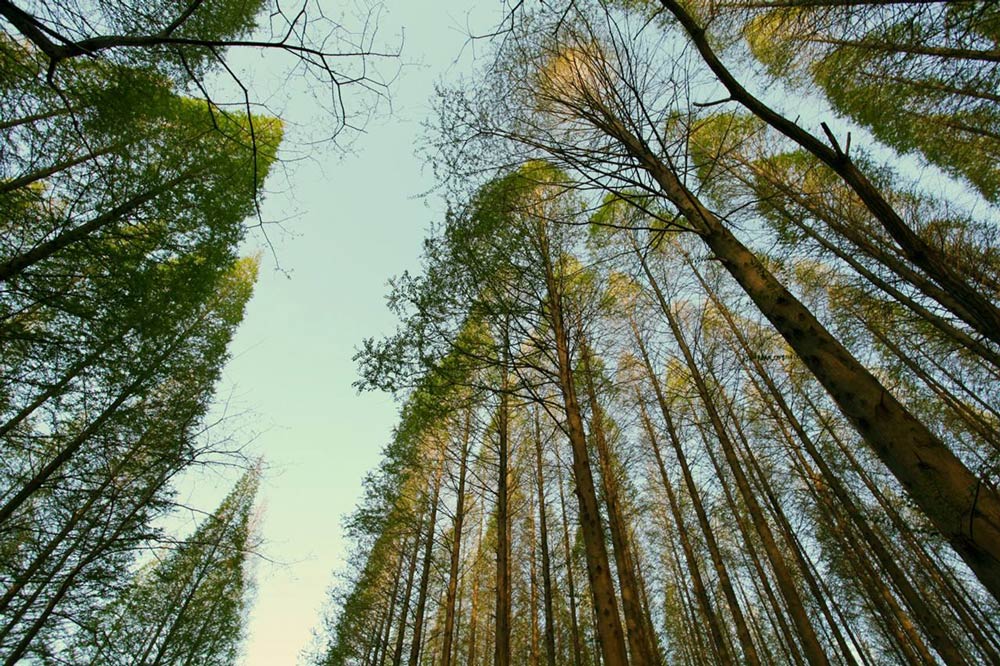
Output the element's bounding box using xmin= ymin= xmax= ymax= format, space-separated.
xmin=658 ymin=0 xmax=1000 ymax=346
xmin=608 ymin=109 xmax=1000 ymax=599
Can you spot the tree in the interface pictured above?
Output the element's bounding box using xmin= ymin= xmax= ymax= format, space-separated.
xmin=78 ymin=465 xmax=261 ymax=666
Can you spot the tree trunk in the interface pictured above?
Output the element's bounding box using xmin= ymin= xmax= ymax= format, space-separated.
xmin=391 ymin=511 xmax=425 ymax=666
xmin=636 ymin=395 xmax=734 ymax=665
xmin=608 ymin=107 xmax=1000 ymax=598
xmin=556 ymin=454 xmax=585 ymax=666
xmin=657 ymin=0 xmax=1000 ymax=346
xmin=495 ymin=362 xmax=512 ymax=666
xmin=581 ymin=341 xmax=655 ymax=666
xmin=633 ymin=321 xmax=763 ymax=666
xmin=533 ymin=407 xmax=558 ymax=666
xmin=441 ymin=409 xmax=472 ymax=666
xmin=408 ymin=467 xmax=443 ymax=666
xmin=539 ymin=227 xmax=630 ymax=666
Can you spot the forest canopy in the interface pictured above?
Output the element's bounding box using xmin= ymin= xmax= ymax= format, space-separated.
xmin=0 ymin=0 xmax=386 ymax=662
xmin=314 ymin=2 xmax=1000 ymax=666
xmin=5 ymin=0 xmax=1000 ymax=664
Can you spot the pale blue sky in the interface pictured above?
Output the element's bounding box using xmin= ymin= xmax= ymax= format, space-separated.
xmin=195 ymin=2 xmax=503 ymax=664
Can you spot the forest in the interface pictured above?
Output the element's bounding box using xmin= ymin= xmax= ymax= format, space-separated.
xmin=2 ymin=0 xmax=1000 ymax=665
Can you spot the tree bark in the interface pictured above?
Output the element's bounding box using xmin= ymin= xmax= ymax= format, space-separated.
xmin=607 ymin=107 xmax=1000 ymax=599
xmin=581 ymin=341 xmax=656 ymax=666
xmin=632 ymin=324 xmax=762 ymax=666
xmin=538 ymin=226 xmax=630 ymax=666
xmin=440 ymin=409 xmax=472 ymax=666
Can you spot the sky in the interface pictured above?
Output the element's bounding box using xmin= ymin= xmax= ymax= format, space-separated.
xmin=183 ymin=2 xmax=504 ymax=664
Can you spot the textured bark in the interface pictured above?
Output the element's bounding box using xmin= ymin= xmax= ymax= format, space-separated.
xmin=581 ymin=342 xmax=655 ymax=666
xmin=658 ymin=0 xmax=1000 ymax=346
xmin=538 ymin=227 xmax=630 ymax=666
xmin=632 ymin=327 xmax=761 ymax=666
xmin=440 ymin=411 xmax=472 ymax=666
xmin=752 ymin=186 xmax=1000 ymax=370
xmin=605 ymin=107 xmax=1000 ymax=600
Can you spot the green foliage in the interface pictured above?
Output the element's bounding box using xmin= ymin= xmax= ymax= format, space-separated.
xmin=81 ymin=467 xmax=261 ymax=666
xmin=0 ymin=3 xmax=279 ymax=662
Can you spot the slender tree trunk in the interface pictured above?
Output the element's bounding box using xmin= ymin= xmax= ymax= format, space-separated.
xmin=441 ymin=409 xmax=472 ymax=666
xmin=0 ymin=418 xmax=168 ymax=615
xmin=654 ymin=287 xmax=829 ymax=665
xmin=2 ymin=469 xmax=172 ymax=665
xmin=636 ymin=395 xmax=734 ymax=665
xmin=556 ymin=454 xmax=585 ymax=666
xmin=529 ymin=493 xmax=541 ymax=666
xmin=0 ymin=144 xmax=117 ymax=194
xmin=392 ymin=511 xmax=425 ymax=666
xmin=375 ymin=542 xmax=408 ymax=666
xmin=494 ymin=359 xmax=512 ymax=666
xmin=0 ymin=299 xmax=218 ymax=526
xmin=664 ymin=536 xmax=711 ymax=666
xmin=408 ymin=467 xmax=443 ymax=666
xmin=533 ymin=407 xmax=558 ymax=666
xmin=581 ymin=341 xmax=654 ymax=666
xmin=696 ymin=426 xmax=806 ymax=666
xmin=0 ymin=170 xmax=198 ymax=283
xmin=467 ymin=517 xmax=484 ymax=666
xmin=633 ymin=323 xmax=762 ymax=666
xmin=0 ymin=334 xmax=120 ymax=440
xmin=538 ymin=226 xmax=630 ymax=666
xmin=0 ymin=105 xmax=71 ymax=131
xmin=603 ymin=91 xmax=1000 ymax=597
